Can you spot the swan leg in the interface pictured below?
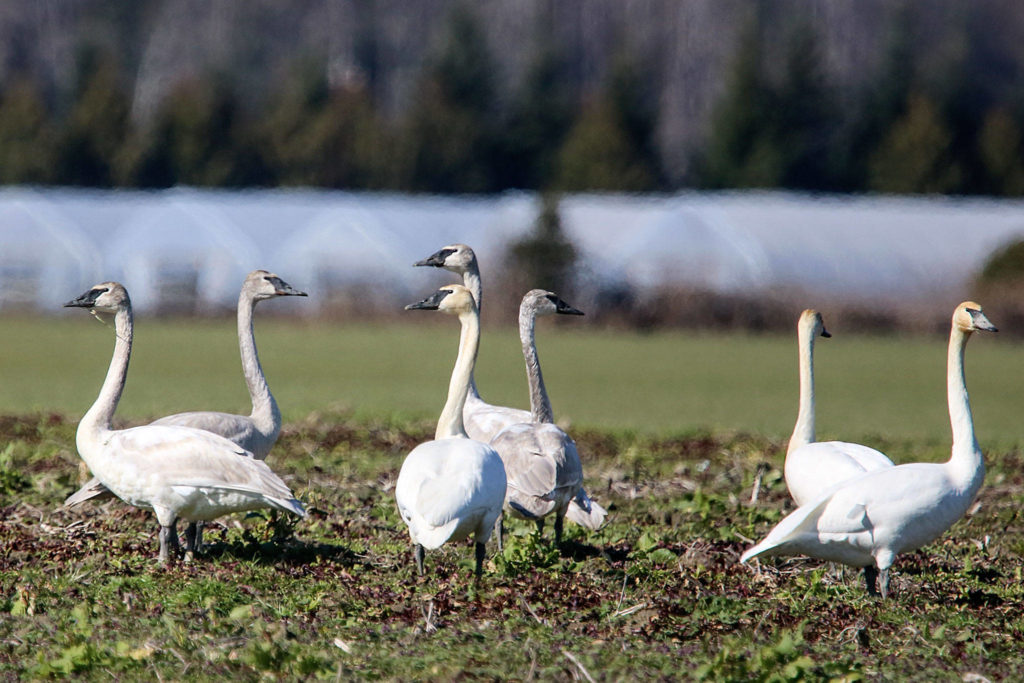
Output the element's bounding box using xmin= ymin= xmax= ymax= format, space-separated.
xmin=414 ymin=543 xmax=425 ymax=576
xmin=158 ymin=522 xmax=179 ymax=565
xmin=474 ymin=541 xmax=486 ymax=578
xmin=184 ymin=522 xmax=205 ymax=561
xmin=535 ymin=518 xmax=545 ymax=538
xmin=863 ymin=565 xmax=880 ymax=597
xmin=494 ymin=513 xmax=504 ymax=552
xmin=554 ymin=514 xmax=564 ymax=547
xmin=879 ymin=568 xmax=890 ymax=599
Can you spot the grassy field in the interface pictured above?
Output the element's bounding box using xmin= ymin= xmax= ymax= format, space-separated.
xmin=1 ymin=316 xmax=1024 ymax=679
xmin=2 ymin=314 xmax=1024 ymax=448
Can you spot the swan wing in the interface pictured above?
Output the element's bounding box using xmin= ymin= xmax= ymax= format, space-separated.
xmin=463 ymin=398 xmax=532 ymax=443
xmin=785 ymin=440 xmax=895 ymax=506
xmin=101 ymin=426 xmax=301 ymax=511
xmin=149 ymin=411 xmax=265 ymax=458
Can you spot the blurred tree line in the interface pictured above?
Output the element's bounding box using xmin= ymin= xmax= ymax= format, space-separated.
xmin=1 ymin=2 xmax=1024 ymax=196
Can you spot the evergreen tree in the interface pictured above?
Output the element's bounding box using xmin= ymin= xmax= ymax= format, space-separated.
xmin=700 ymin=15 xmax=780 ymax=188
xmin=55 ymin=51 xmax=132 ymax=187
xmin=978 ymin=107 xmax=1024 ymax=196
xmin=554 ymin=48 xmax=661 ymax=192
xmin=0 ymin=79 xmax=57 ymax=184
xmin=398 ymin=3 xmax=498 ymax=193
xmin=510 ymin=193 xmax=577 ymax=295
xmin=868 ymin=93 xmax=962 ymax=194
xmin=499 ymin=44 xmax=573 ymax=190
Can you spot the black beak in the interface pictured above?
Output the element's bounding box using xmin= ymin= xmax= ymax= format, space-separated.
xmin=821 ymin=328 xmax=831 ymax=338
xmin=414 ymin=248 xmax=456 ymax=268
xmin=64 ymin=287 xmax=106 ymax=308
xmin=405 ymin=289 xmax=451 ymax=311
xmin=548 ymin=294 xmax=584 ymax=316
xmin=267 ymin=276 xmax=307 ymax=297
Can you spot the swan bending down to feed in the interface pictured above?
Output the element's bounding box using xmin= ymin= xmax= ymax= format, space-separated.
xmin=784 ymin=309 xmax=894 ymax=506
xmin=489 ymin=290 xmax=604 ymax=547
xmin=396 ymin=284 xmax=506 ymax=577
xmin=415 ymin=244 xmax=605 ymax=531
xmin=65 ymin=282 xmax=305 ymax=564
xmin=742 ymin=302 xmax=996 ymax=597
xmin=64 ymin=270 xmax=307 ymax=509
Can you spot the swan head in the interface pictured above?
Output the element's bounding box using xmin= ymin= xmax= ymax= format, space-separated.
xmin=799 ymin=309 xmax=830 ymax=339
xmin=244 ymin=270 xmax=307 ymax=301
xmin=405 ymin=284 xmax=476 ymax=316
xmin=414 ymin=244 xmax=476 ymax=274
xmin=64 ymin=282 xmax=130 ymax=314
xmin=523 ymin=289 xmax=584 ymax=318
xmin=954 ymin=301 xmax=998 ymax=333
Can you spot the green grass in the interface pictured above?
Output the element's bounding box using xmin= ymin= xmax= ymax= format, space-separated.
xmin=1 ymin=413 xmax=1023 ymax=680
xmin=2 ymin=314 xmax=1023 ymax=448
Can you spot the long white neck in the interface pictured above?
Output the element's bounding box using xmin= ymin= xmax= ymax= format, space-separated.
xmin=462 ymin=265 xmax=483 ymax=401
xmin=946 ymin=325 xmax=984 ymax=488
xmin=787 ymin=324 xmax=816 ymax=455
xmin=521 ymin=305 xmax=554 ymax=424
xmin=435 ymin=308 xmax=480 ymax=439
xmin=77 ymin=306 xmax=133 ymax=457
xmin=238 ymin=291 xmax=280 ymax=435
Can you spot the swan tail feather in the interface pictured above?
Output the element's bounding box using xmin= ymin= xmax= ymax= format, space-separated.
xmin=740 ymin=494 xmax=834 ymax=563
xmin=62 ymin=477 xmax=116 ymax=508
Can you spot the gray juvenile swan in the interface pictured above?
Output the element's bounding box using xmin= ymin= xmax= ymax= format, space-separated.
xmin=64 ymin=270 xmax=306 ymax=512
xmin=416 ymin=245 xmax=606 ymax=532
xmin=65 ymin=282 xmax=305 ymax=564
xmin=488 ymin=290 xmax=596 ymax=547
xmin=397 ymin=284 xmax=506 ymax=577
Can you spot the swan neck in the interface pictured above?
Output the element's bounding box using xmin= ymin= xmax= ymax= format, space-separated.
xmin=788 ymin=325 xmax=816 ymax=454
xmin=947 ymin=326 xmax=982 ymax=479
xmin=436 ymin=308 xmax=479 ymax=439
xmin=521 ymin=304 xmax=553 ymax=423
xmin=78 ymin=306 xmax=133 ymax=450
xmin=462 ymin=267 xmax=482 ymax=400
xmin=238 ymin=291 xmax=280 ymax=433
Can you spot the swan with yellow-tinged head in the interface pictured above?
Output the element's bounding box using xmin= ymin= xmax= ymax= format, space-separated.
xmin=742 ymin=302 xmax=997 ymax=598
xmin=397 ymin=284 xmax=507 ymax=577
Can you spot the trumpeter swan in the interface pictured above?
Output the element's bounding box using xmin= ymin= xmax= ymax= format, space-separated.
xmin=64 ymin=270 xmax=306 ymax=513
xmin=414 ymin=244 xmax=530 ymax=440
xmin=489 ymin=289 xmax=605 ymax=546
xmin=415 ymin=244 xmax=603 ymax=530
xmin=65 ymin=282 xmax=305 ymax=564
xmin=742 ymin=302 xmax=997 ymax=597
xmin=396 ymin=284 xmax=506 ymax=577
xmin=784 ymin=310 xmax=894 ymax=506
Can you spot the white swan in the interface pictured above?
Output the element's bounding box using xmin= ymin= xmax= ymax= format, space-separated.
xmin=741 ymin=302 xmax=997 ymax=597
xmin=396 ymin=284 xmax=507 ymax=577
xmin=65 ymin=282 xmax=306 ymax=564
xmin=489 ymin=290 xmax=605 ymax=546
xmin=64 ymin=270 xmax=306 ymax=509
xmin=784 ymin=309 xmax=894 ymax=506
xmin=415 ymin=244 xmax=604 ymax=530
xmin=414 ymin=245 xmax=530 ymax=441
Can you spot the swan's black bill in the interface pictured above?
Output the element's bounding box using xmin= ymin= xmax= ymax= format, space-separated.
xmin=414 ymin=247 xmax=456 ymax=268
xmin=64 ymin=287 xmax=107 ymax=308
xmin=405 ymin=289 xmax=451 ymax=310
xmin=821 ymin=327 xmax=831 ymax=338
xmin=265 ymin=276 xmax=307 ymax=297
xmin=967 ymin=308 xmax=998 ymax=332
xmin=547 ymin=294 xmax=584 ymax=316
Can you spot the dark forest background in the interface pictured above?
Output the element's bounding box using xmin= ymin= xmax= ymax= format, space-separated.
xmin=1 ymin=0 xmax=1023 ymax=196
